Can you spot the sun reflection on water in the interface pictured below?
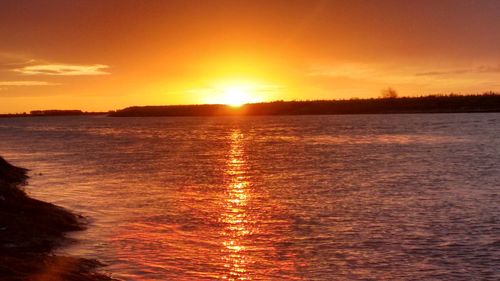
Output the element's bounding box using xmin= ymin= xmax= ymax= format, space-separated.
xmin=220 ymin=129 xmax=252 ymax=280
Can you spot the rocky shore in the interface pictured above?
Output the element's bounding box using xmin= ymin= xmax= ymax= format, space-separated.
xmin=0 ymin=156 xmax=114 ymax=281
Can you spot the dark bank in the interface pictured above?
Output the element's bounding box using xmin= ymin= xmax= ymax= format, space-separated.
xmin=0 ymin=156 xmax=114 ymax=281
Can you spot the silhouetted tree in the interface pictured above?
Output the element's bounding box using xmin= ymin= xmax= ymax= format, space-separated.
xmin=381 ymin=87 xmax=398 ymax=98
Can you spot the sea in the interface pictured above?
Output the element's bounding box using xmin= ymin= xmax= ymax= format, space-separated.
xmin=0 ymin=114 xmax=499 ymax=280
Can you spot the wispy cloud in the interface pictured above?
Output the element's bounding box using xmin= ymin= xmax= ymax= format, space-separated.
xmin=415 ymin=64 xmax=500 ymax=76
xmin=307 ymin=63 xmax=500 ymax=81
xmin=306 ymin=64 xmax=375 ymax=78
xmin=14 ymin=64 xmax=110 ymax=76
xmin=0 ymin=81 xmax=59 ymax=86
xmin=415 ymin=70 xmax=468 ymax=76
xmin=477 ymin=64 xmax=500 ymax=73
xmin=302 ymin=62 xmax=500 ymax=97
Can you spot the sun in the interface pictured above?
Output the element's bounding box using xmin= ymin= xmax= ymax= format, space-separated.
xmin=221 ymin=85 xmax=254 ymax=107
xmin=195 ymin=79 xmax=270 ymax=106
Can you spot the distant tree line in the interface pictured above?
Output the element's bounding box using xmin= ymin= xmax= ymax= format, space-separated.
xmin=2 ymin=93 xmax=499 ymax=118
xmin=0 ymin=110 xmax=104 ymax=118
xmin=110 ymin=92 xmax=500 ymax=117
xmin=30 ymin=110 xmax=84 ymax=116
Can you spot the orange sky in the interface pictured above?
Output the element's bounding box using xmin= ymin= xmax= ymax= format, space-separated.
xmin=1 ymin=0 xmax=500 ymax=113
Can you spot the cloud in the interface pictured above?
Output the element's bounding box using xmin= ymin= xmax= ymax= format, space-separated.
xmin=307 ymin=63 xmax=500 ymax=81
xmin=306 ymin=62 xmax=500 ymax=91
xmin=416 ymin=64 xmax=500 ymax=76
xmin=306 ymin=64 xmax=375 ymax=78
xmin=0 ymin=52 xmax=45 ymax=73
xmin=0 ymin=81 xmax=59 ymax=86
xmin=14 ymin=64 xmax=110 ymax=76
xmin=477 ymin=64 xmax=500 ymax=73
xmin=416 ymin=69 xmax=470 ymax=76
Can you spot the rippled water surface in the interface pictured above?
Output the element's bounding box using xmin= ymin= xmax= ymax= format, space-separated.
xmin=0 ymin=114 xmax=499 ymax=280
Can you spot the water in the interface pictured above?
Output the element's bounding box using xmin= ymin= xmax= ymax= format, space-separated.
xmin=0 ymin=114 xmax=499 ymax=280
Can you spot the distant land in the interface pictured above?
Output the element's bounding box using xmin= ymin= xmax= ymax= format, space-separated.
xmin=2 ymin=93 xmax=500 ymax=118
xmin=110 ymin=93 xmax=500 ymax=117
xmin=0 ymin=110 xmax=105 ymax=118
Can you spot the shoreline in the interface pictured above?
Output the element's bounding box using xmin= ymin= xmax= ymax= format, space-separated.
xmin=0 ymin=156 xmax=114 ymax=280
xmin=1 ymin=94 xmax=499 ymax=118
xmin=109 ymin=94 xmax=500 ymax=117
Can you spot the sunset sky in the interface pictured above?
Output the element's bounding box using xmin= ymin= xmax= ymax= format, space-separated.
xmin=1 ymin=0 xmax=500 ymax=113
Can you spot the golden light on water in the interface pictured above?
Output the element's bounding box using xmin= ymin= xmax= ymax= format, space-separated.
xmin=78 ymin=127 xmax=302 ymax=280
xmin=220 ymin=130 xmax=251 ymax=280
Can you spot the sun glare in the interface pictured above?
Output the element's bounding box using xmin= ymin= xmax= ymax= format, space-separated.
xmin=196 ymin=80 xmax=271 ymax=106
xmin=222 ymin=86 xmax=252 ymax=107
